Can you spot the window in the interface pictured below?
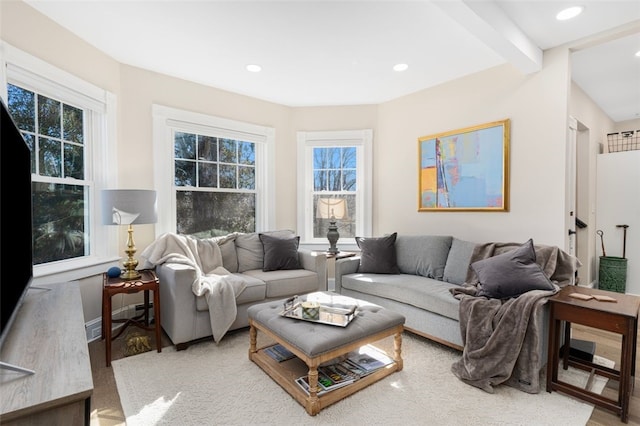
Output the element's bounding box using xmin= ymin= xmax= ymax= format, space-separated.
xmin=152 ymin=105 xmax=275 ymax=237
xmin=7 ymin=83 xmax=88 ymax=264
xmin=297 ymin=130 xmax=372 ymax=247
xmin=1 ymin=42 xmax=116 ymax=282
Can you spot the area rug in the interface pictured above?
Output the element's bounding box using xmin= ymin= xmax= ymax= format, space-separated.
xmin=113 ymin=330 xmax=612 ymax=426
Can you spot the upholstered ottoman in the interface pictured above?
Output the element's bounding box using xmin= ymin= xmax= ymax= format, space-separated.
xmin=247 ymin=291 xmax=405 ymax=415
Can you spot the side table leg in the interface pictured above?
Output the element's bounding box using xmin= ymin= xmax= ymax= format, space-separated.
xmin=144 ymin=289 xmax=150 ymax=326
xmin=154 ymin=287 xmax=162 ymax=353
xmin=105 ymin=293 xmax=113 ymax=367
xmin=546 ymin=311 xmax=559 ymax=392
xmin=620 ymin=324 xmax=634 ymax=423
xmin=562 ymin=321 xmax=571 ymax=370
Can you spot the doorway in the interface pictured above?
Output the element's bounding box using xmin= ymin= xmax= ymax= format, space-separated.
xmin=573 ymin=119 xmax=593 ymax=287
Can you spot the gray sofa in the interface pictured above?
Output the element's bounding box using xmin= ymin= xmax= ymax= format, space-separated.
xmin=334 ymin=234 xmax=577 ymax=356
xmin=335 ymin=235 xmax=473 ymax=350
xmin=153 ymin=230 xmax=327 ymax=350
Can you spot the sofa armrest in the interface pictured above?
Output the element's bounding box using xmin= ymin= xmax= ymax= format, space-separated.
xmin=155 ymin=263 xmax=198 ymax=307
xmin=334 ymin=256 xmax=360 ymax=293
xmin=298 ymin=249 xmax=328 ymax=291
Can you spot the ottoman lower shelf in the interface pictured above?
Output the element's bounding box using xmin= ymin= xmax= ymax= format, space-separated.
xmin=249 ymin=320 xmax=404 ymax=416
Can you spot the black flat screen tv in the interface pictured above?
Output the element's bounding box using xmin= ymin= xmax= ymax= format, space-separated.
xmin=0 ymin=97 xmax=34 ymax=351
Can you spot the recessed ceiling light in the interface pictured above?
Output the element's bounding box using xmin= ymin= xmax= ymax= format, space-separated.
xmin=246 ymin=64 xmax=262 ymax=73
xmin=556 ymin=6 xmax=584 ymax=21
xmin=635 ymin=51 xmax=640 ymax=58
xmin=393 ymin=63 xmax=408 ymax=72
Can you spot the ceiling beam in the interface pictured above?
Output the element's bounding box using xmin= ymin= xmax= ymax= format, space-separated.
xmin=434 ymin=0 xmax=543 ymax=74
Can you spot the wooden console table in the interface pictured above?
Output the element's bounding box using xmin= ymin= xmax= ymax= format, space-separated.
xmin=0 ymin=282 xmax=93 ymax=425
xmin=546 ymin=285 xmax=640 ymax=423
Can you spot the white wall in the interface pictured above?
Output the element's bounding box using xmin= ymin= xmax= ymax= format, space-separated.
xmin=596 ymin=151 xmax=640 ymax=296
xmin=614 ymin=118 xmax=640 ymax=134
xmin=377 ymin=48 xmax=571 ymax=248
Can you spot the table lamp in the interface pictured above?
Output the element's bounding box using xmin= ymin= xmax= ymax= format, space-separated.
xmin=102 ymin=189 xmax=157 ymax=280
xmin=316 ymin=198 xmax=347 ymax=254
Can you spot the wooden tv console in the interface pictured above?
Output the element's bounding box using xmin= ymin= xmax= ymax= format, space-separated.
xmin=0 ymin=281 xmax=93 ymax=425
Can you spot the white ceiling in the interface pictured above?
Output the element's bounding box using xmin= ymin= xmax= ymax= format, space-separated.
xmin=24 ymin=0 xmax=640 ymax=122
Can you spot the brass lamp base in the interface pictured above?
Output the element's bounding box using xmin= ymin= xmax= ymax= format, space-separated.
xmin=121 ymin=224 xmax=141 ymax=280
xmin=120 ymin=268 xmax=141 ymax=280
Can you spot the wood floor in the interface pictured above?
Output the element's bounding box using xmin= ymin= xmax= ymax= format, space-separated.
xmin=88 ymin=324 xmax=639 ymax=426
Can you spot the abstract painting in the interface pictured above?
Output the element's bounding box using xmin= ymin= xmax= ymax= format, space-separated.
xmin=418 ymin=119 xmax=510 ymax=211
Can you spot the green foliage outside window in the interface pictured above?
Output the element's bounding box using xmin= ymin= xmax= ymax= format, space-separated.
xmin=8 ymin=84 xmax=88 ymax=265
xmin=174 ymin=132 xmax=256 ymax=236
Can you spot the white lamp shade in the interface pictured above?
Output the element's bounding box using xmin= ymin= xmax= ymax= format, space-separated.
xmin=316 ymin=198 xmax=348 ymax=220
xmin=101 ymin=189 xmax=158 ymax=225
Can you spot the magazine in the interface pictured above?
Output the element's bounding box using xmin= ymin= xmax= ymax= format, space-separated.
xmin=295 ymin=376 xmax=328 ymax=396
xmin=295 ymin=371 xmax=354 ymax=396
xmin=263 ymin=343 xmax=295 ymax=362
xmin=331 ymin=359 xmax=365 ymax=380
xmin=346 ymin=345 xmax=394 ymax=373
xmin=318 ymin=364 xmax=357 ymax=386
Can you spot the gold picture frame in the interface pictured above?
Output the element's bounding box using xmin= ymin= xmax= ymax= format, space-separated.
xmin=418 ymin=119 xmax=510 ymax=212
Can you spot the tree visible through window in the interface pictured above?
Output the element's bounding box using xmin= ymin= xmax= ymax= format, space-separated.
xmin=7 ymin=83 xmax=88 ymax=265
xmin=313 ymin=146 xmax=356 ymax=239
xmin=297 ymin=129 xmax=372 ymax=247
xmin=174 ymin=131 xmax=256 ymax=237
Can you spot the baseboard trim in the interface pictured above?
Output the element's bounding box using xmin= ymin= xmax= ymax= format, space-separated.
xmin=85 ymin=303 xmax=155 ymax=343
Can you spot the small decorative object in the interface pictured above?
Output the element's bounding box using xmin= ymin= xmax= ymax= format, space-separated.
xmin=418 ymin=119 xmax=510 ymax=212
xmin=316 ymin=198 xmax=348 ymax=254
xmin=123 ymin=331 xmax=152 ymax=357
xmin=301 ymin=301 xmax=320 ymax=320
xmin=107 ymin=266 xmax=122 ymax=278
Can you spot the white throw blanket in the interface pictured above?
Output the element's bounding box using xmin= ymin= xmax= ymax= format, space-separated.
xmin=140 ymin=233 xmax=246 ymax=343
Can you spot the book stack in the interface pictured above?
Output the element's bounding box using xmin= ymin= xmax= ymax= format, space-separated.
xmin=295 ymin=344 xmax=394 ymax=396
xmin=263 ymin=344 xmax=296 ymax=362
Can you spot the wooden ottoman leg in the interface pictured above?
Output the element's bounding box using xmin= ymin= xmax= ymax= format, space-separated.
xmin=306 ymin=366 xmax=321 ymax=416
xmin=394 ymin=330 xmax=403 ymax=371
xmin=248 ymin=323 xmax=257 ymax=358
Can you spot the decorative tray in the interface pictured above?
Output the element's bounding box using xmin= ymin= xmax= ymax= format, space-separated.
xmin=280 ymin=295 xmax=358 ymax=327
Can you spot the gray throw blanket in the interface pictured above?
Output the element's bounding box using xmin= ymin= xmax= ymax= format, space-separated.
xmin=140 ymin=233 xmax=247 ymax=343
xmin=450 ymin=242 xmax=580 ymax=394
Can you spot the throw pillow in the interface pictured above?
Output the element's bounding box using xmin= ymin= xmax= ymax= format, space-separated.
xmin=236 ymin=229 xmax=294 ymax=272
xmin=259 ymin=233 xmax=301 ymax=272
xmin=356 ymin=232 xmax=400 ymax=274
xmin=442 ymin=238 xmax=477 ymax=285
xmin=394 ymin=235 xmax=453 ymax=279
xmin=472 ymin=238 xmax=555 ymax=299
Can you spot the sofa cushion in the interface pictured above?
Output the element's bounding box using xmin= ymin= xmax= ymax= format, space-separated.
xmin=236 ymin=230 xmax=294 ymax=273
xmin=443 ymin=237 xmax=477 ymax=285
xmin=218 ymin=234 xmax=238 ymax=273
xmin=395 ymin=235 xmax=452 ymax=280
xmin=259 ymin=233 xmax=301 ymax=271
xmin=196 ymin=273 xmax=266 ymax=311
xmin=356 ymin=232 xmax=400 ymax=274
xmin=341 ymin=273 xmax=460 ymax=321
xmin=242 ymin=269 xmax=319 ymax=298
xmin=472 ymin=239 xmax=555 ymax=299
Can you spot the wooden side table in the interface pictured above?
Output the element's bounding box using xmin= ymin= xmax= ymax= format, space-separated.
xmin=546 ymin=285 xmax=640 ymax=423
xmin=101 ymin=269 xmax=162 ymax=367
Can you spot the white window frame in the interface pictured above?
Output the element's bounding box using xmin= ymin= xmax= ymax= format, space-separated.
xmin=0 ymin=41 xmax=118 ymax=284
xmin=152 ymin=104 xmax=275 ymax=236
xmin=297 ymin=129 xmax=372 ymax=249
